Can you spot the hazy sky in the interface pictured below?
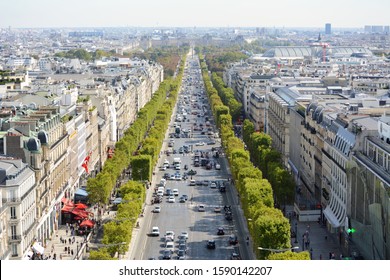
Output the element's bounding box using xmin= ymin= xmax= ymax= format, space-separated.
xmin=1 ymin=0 xmax=389 ymax=28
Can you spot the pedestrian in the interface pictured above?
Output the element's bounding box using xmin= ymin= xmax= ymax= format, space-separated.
xmin=68 ymin=238 xmax=71 ymax=244
xmin=66 ymin=229 xmax=68 ymax=236
xmin=64 ymin=239 xmax=66 ymax=244
xmin=53 ymin=253 xmax=56 ymax=260
xmin=246 ymin=236 xmax=249 ymax=245
xmin=329 ymin=252 xmax=332 ymax=259
xmin=68 ymin=246 xmax=70 ymax=254
xmin=340 ymin=254 xmax=343 ymax=260
xmin=319 ymin=254 xmax=322 ymax=260
xmin=71 ymin=249 xmax=74 ymax=256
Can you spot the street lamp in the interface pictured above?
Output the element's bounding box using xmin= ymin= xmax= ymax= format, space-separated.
xmin=294 ymin=222 xmax=298 ymax=243
xmin=258 ymin=246 xmax=299 ymax=253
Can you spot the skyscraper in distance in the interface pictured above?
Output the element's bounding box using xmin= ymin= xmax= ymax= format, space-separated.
xmin=325 ymin=23 xmax=331 ymax=35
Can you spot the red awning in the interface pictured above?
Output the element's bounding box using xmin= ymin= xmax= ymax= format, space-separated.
xmin=71 ymin=208 xmax=89 ymax=219
xmin=61 ymin=205 xmax=74 ymax=213
xmin=61 ymin=197 xmax=75 ymax=207
xmin=75 ymin=203 xmax=88 ymax=210
xmin=80 ymin=219 xmax=95 ymax=228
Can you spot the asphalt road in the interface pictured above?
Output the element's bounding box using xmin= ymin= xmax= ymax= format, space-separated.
xmin=128 ymin=53 xmax=252 ymax=260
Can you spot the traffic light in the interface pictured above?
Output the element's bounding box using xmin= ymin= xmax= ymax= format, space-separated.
xmin=347 ymin=228 xmax=356 ymax=234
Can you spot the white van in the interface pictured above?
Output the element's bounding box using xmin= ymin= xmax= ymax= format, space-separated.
xmin=173 ymin=157 xmax=181 ymax=165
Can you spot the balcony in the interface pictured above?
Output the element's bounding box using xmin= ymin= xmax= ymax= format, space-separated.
xmin=1 ymin=197 xmax=21 ymax=204
xmin=10 ymin=235 xmax=22 ymax=241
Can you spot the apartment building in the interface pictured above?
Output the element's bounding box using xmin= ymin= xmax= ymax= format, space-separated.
xmin=0 ymin=157 xmax=36 ymax=260
xmin=349 ymin=116 xmax=390 ymax=259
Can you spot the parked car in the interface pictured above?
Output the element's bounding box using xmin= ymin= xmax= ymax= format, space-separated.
xmin=198 ymin=204 xmax=205 ymax=212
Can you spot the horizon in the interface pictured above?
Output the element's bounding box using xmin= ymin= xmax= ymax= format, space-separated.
xmin=1 ymin=0 xmax=389 ymax=29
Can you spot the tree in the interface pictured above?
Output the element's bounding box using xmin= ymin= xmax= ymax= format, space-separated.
xmin=89 ymin=248 xmax=116 ymax=260
xmin=267 ymin=251 xmax=310 ymax=260
xmin=253 ymin=207 xmax=291 ymax=259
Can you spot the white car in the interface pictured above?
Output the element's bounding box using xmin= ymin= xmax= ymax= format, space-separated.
xmin=168 ymin=196 xmax=175 ymax=203
xmin=151 ymin=226 xmax=160 ymax=236
xmin=172 ymin=189 xmax=179 ymax=196
xmin=210 ymin=182 xmax=217 ymax=188
xmin=215 ymin=164 xmax=221 ymax=170
xmin=179 ymin=231 xmax=189 ymax=239
xmin=165 ymin=241 xmax=175 ymax=252
xmin=153 ymin=206 xmax=161 ymax=213
xmin=165 ymin=231 xmax=175 ymax=241
xmin=198 ymin=204 xmax=205 ymax=212
xmin=196 ymin=142 xmax=205 ymax=146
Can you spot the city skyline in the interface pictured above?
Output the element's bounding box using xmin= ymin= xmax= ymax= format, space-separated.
xmin=1 ymin=0 xmax=390 ymax=29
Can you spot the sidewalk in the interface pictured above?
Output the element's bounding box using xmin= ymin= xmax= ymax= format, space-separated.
xmin=44 ymin=206 xmax=115 ymax=260
xmin=287 ymin=205 xmax=343 ymax=260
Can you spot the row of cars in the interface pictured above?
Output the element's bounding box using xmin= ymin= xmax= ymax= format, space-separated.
xmin=149 ymin=228 xmax=189 ymax=260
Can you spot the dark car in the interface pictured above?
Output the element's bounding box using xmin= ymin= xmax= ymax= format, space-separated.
xmin=229 ymin=234 xmax=238 ymax=245
xmin=207 ymin=240 xmax=216 ymax=249
xmin=230 ymin=252 xmax=241 ymax=260
xmin=217 ymin=227 xmax=225 ymax=235
xmin=177 ymin=250 xmax=186 ymax=260
xmin=162 ymin=250 xmax=172 ymax=260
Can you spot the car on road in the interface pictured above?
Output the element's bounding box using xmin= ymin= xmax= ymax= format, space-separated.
xmin=151 ymin=226 xmax=160 ymax=236
xmin=207 ymin=240 xmax=216 ymax=249
xmin=215 ymin=163 xmax=221 ymax=170
xmin=169 ymin=174 xmax=175 ymax=180
xmin=165 ymin=241 xmax=175 ymax=252
xmin=214 ymin=206 xmax=222 ymax=213
xmin=217 ymin=227 xmax=225 ymax=235
xmin=179 ymin=196 xmax=186 ymax=203
xmin=179 ymin=231 xmax=189 ymax=240
xmin=210 ymin=182 xmax=217 ymax=188
xmin=196 ymin=142 xmax=205 ymax=146
xmin=198 ymin=204 xmax=205 ymax=212
xmin=153 ymin=206 xmax=161 ymax=213
xmin=230 ymin=252 xmax=241 ymax=260
xmin=168 ymin=196 xmax=175 ymax=203
xmin=176 ymin=250 xmax=186 ymax=260
xmin=162 ymin=250 xmax=172 ymax=260
xmin=172 ymin=189 xmax=179 ymax=196
xmin=178 ymin=243 xmax=187 ymax=253
xmin=189 ymin=179 xmax=196 ymax=186
xmin=229 ymin=234 xmax=239 ymax=245
xmin=165 ymin=231 xmax=175 ymax=241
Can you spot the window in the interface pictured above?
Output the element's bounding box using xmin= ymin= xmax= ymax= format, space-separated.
xmin=10 ymin=207 xmax=16 ymax=219
xmin=11 ymin=225 xmax=17 ymax=239
xmin=12 ymin=243 xmax=18 ymax=257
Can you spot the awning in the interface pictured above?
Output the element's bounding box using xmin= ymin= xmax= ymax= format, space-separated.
xmin=71 ymin=208 xmax=89 ymax=219
xmin=61 ymin=205 xmax=74 ymax=212
xmin=75 ymin=188 xmax=88 ymax=197
xmin=80 ymin=219 xmax=95 ymax=228
xmin=61 ymin=197 xmax=75 ymax=207
xmin=75 ymin=203 xmax=88 ymax=210
xmin=32 ymin=242 xmax=45 ymax=255
xmin=323 ymin=207 xmax=341 ymax=228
